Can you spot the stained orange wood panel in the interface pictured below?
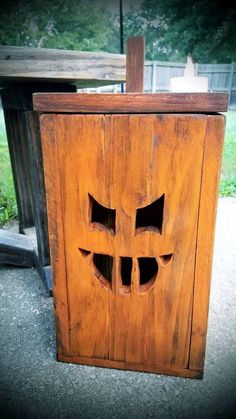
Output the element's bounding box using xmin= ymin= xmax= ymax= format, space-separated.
xmin=40 ymin=112 xmax=224 ymax=377
xmin=34 ymin=92 xmax=228 ymax=113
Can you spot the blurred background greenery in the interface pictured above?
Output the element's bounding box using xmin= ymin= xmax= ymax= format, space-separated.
xmin=0 ymin=0 xmax=235 ymax=63
xmin=0 ymin=111 xmax=17 ymax=225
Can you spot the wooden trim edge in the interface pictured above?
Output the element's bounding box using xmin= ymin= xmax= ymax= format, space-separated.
xmin=57 ymin=354 xmax=203 ymax=379
xmin=33 ymin=92 xmax=228 ymax=113
xmin=189 ymin=114 xmax=225 ymax=371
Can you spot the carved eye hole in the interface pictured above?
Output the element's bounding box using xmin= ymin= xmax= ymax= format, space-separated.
xmin=89 ymin=194 xmax=116 ymax=233
xmin=135 ymin=194 xmax=164 ymax=234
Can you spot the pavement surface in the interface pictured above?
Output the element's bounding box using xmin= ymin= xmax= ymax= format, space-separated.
xmin=0 ymin=198 xmax=236 ymax=419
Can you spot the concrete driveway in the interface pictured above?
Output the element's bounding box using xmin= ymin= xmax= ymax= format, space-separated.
xmin=0 ymin=198 xmax=235 ymax=418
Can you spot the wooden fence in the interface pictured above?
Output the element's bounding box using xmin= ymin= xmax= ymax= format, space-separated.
xmin=86 ymin=61 xmax=236 ymax=110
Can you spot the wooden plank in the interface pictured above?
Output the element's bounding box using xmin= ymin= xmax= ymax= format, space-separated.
xmin=189 ymin=115 xmax=225 ymax=371
xmin=1 ymin=84 xmax=76 ymax=287
xmin=57 ymin=114 xmax=111 ymax=360
xmin=0 ymin=229 xmax=33 ymax=250
xmin=40 ymin=113 xmax=70 ymax=355
xmin=28 ymin=111 xmax=50 ymax=266
xmin=1 ymin=83 xmax=77 ymax=111
xmin=58 ymin=354 xmax=203 ymax=378
xmin=126 ymin=37 xmax=145 ymax=92
xmin=0 ymin=45 xmax=126 ymax=87
xmin=0 ymin=46 xmax=126 ymax=87
xmin=33 ymin=92 xmax=228 ymax=113
xmin=0 ymin=59 xmax=125 ymax=80
xmin=3 ymin=109 xmax=35 ymax=232
xmin=0 ymin=229 xmax=34 ymax=268
xmin=0 ymin=45 xmax=125 ymax=61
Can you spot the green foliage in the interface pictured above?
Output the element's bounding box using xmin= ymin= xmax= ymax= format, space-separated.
xmin=0 ymin=0 xmax=114 ymax=52
xmin=120 ymin=5 xmax=169 ymax=60
xmin=220 ymin=179 xmax=236 ymax=197
xmin=0 ymin=144 xmax=17 ymax=226
xmin=221 ymin=112 xmax=236 ymax=178
xmin=219 ymin=112 xmax=236 ymax=197
xmin=1 ymin=0 xmax=235 ymax=63
xmin=221 ymin=137 xmax=236 ymax=179
xmin=0 ymin=111 xmax=17 ymax=225
xmin=133 ymin=0 xmax=236 ymax=62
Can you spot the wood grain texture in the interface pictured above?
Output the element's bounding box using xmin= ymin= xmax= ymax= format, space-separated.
xmin=0 ymin=45 xmax=125 ymax=61
xmin=40 ymin=114 xmax=70 ymax=355
xmin=1 ymin=83 xmax=76 ymax=111
xmin=3 ymin=108 xmax=35 ymax=231
xmin=28 ymin=111 xmax=50 ymax=266
xmin=189 ymin=115 xmax=225 ymax=371
xmin=126 ymin=37 xmax=145 ymax=93
xmin=0 ymin=45 xmax=126 ymax=87
xmin=0 ymin=229 xmax=34 ymax=267
xmin=1 ymin=84 xmax=76 ymax=286
xmin=39 ymin=112 xmax=219 ymax=376
xmin=33 ymin=92 xmax=228 ymax=113
xmin=0 ymin=60 xmax=125 ymax=82
xmin=58 ymin=354 xmax=203 ymax=379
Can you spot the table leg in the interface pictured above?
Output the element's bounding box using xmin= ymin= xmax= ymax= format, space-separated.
xmin=1 ymin=83 xmax=76 ymax=291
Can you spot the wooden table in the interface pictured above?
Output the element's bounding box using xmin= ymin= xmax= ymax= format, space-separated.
xmin=0 ymin=45 xmax=126 ymax=291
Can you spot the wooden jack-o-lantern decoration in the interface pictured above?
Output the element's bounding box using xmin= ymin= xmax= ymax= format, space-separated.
xmin=34 ymin=38 xmax=227 ymax=378
xmin=79 ymin=191 xmax=171 ymax=294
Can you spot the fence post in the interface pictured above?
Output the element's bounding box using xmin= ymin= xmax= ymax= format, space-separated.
xmin=228 ymin=63 xmax=235 ymax=109
xmin=152 ymin=62 xmax=157 ymax=92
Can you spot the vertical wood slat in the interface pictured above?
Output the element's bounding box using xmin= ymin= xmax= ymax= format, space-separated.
xmin=189 ymin=115 xmax=225 ymax=372
xmin=3 ymin=108 xmax=34 ymax=232
xmin=126 ymin=37 xmax=145 ymax=93
xmin=1 ymin=83 xmax=77 ymax=284
xmin=2 ymin=100 xmax=51 ymax=265
xmin=40 ymin=113 xmax=70 ymax=355
xmin=28 ymin=111 xmax=50 ymax=266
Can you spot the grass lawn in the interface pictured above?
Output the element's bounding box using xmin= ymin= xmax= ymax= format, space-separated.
xmin=220 ymin=112 xmax=236 ymax=196
xmin=0 ymin=109 xmax=235 ymax=226
xmin=0 ymin=110 xmax=17 ymax=225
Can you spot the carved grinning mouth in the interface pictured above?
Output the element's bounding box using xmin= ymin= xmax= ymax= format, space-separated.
xmin=79 ymin=248 xmax=173 ymax=293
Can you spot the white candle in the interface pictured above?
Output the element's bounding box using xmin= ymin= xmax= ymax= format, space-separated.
xmin=169 ymin=56 xmax=208 ymax=92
